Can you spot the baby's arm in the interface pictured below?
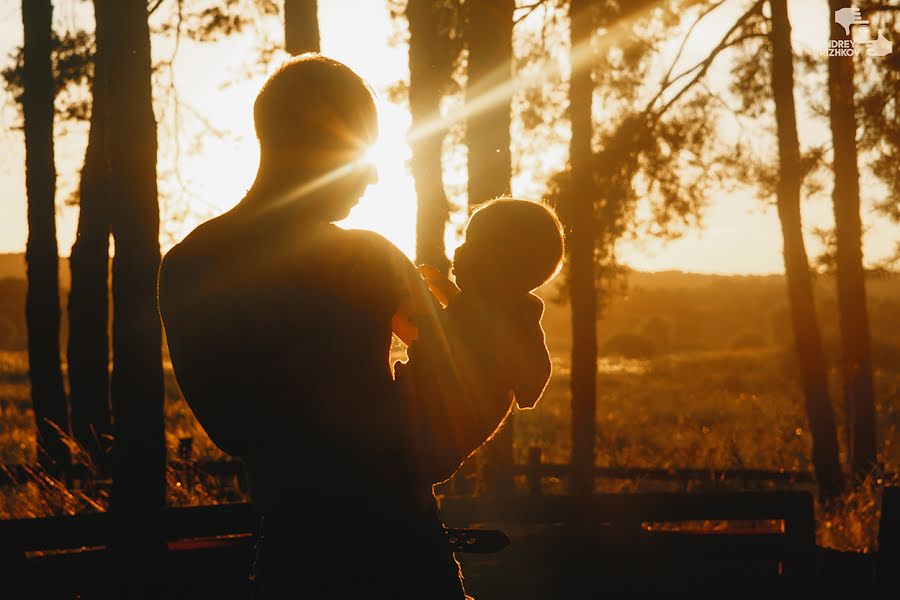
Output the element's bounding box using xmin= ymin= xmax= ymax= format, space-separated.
xmin=396 ymin=290 xmax=518 ymax=484
xmin=391 ymin=265 xmax=459 ymax=345
xmin=511 ymin=327 xmax=552 ymax=409
xmin=391 ymin=301 xmax=420 ymax=346
xmin=417 ymin=265 xmax=460 ymax=307
xmin=507 ymin=294 xmax=552 ymax=409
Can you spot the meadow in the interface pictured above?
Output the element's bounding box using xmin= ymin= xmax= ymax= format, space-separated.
xmin=1 ymin=271 xmax=898 ymax=553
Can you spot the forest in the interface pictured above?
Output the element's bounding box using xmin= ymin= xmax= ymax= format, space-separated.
xmin=0 ymin=0 xmax=898 ymax=597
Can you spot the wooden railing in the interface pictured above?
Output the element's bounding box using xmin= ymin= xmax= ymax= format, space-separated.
xmin=1 ymin=487 xmax=897 ymax=596
xmin=439 ymin=446 xmax=816 ymax=496
xmin=0 ymin=444 xmax=818 ymax=495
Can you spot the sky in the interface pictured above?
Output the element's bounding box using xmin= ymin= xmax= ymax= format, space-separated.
xmin=0 ymin=0 xmax=897 ymax=275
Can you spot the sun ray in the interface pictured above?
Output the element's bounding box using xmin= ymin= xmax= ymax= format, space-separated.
xmin=405 ymin=1 xmax=666 ymax=153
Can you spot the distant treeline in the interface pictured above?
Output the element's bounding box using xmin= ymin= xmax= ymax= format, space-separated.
xmin=540 ymin=270 xmax=900 ymax=367
xmin=0 ymin=253 xmax=69 ymax=350
xmin=1 ymin=253 xmax=898 ymax=370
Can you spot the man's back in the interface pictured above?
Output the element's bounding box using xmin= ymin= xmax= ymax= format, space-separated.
xmin=159 ymin=205 xmax=419 ymax=524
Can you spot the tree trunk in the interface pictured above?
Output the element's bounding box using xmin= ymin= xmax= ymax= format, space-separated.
xmin=103 ymin=0 xmax=165 ymax=511
xmin=465 ymin=0 xmax=514 ymax=209
xmin=465 ymin=0 xmax=515 ymax=495
xmin=68 ymin=0 xmax=112 ymax=475
xmin=827 ymin=0 xmax=877 ymax=480
xmin=567 ymin=0 xmax=597 ymax=496
xmin=284 ymin=0 xmax=320 ymax=55
xmin=21 ymin=0 xmax=69 ymax=474
xmin=408 ymin=0 xmax=451 ymax=274
xmin=770 ymin=0 xmax=844 ymax=499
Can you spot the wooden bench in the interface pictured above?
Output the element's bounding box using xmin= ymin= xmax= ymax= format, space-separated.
xmin=3 ymin=489 xmax=882 ymax=598
xmin=879 ymin=486 xmax=900 ymax=589
xmin=440 ymin=491 xmax=817 ymax=597
xmin=0 ymin=501 xmax=504 ymax=597
xmin=0 ymin=503 xmax=259 ymax=598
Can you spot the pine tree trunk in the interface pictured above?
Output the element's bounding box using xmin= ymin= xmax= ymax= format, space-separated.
xmin=22 ymin=0 xmax=69 ymax=474
xmin=465 ymin=0 xmax=515 ymax=495
xmin=567 ymin=0 xmax=597 ymax=496
xmin=770 ymin=0 xmax=844 ymax=499
xmin=408 ymin=0 xmax=451 ymax=274
xmin=68 ymin=0 xmax=112 ymax=475
xmin=827 ymin=0 xmax=877 ymax=480
xmin=465 ymin=0 xmax=514 ymax=209
xmin=103 ymin=0 xmax=165 ymax=511
xmin=284 ymin=0 xmax=320 ymax=55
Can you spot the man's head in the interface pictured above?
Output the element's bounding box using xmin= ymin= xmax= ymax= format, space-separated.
xmin=453 ymin=198 xmax=564 ymax=295
xmin=252 ymin=54 xmax=379 ymax=219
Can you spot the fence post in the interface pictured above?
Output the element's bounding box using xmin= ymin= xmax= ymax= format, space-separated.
xmin=527 ymin=446 xmax=543 ymax=496
xmin=482 ymin=417 xmax=515 ymax=496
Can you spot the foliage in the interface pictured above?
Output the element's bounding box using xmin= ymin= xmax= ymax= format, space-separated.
xmin=543 ymin=1 xmax=752 ymax=310
xmin=721 ymin=1 xmax=898 ymax=273
xmin=1 ymin=0 xmax=282 ymax=126
xmin=855 ymin=3 xmax=900 ymax=223
xmin=637 ymin=314 xmax=673 ymax=353
xmin=601 ymin=332 xmax=657 ymax=358
xmin=1 ymin=29 xmax=95 ymax=124
xmin=180 ymin=0 xmax=279 ymax=43
xmin=729 ymin=330 xmax=769 ymax=350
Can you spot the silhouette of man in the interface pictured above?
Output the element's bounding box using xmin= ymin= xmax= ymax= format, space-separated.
xmin=158 ymin=55 xmax=516 ymax=599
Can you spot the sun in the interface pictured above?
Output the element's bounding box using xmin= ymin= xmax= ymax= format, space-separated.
xmin=337 ymin=99 xmax=418 ymax=259
xmin=166 ymin=91 xmax=427 ymax=263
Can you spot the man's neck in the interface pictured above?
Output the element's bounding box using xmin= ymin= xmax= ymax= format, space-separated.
xmin=241 ymin=169 xmax=323 ymax=217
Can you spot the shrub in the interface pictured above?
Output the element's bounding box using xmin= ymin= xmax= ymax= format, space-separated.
xmin=729 ymin=330 xmax=769 ymax=350
xmin=0 ymin=317 xmax=18 ymax=350
xmin=639 ymin=315 xmax=673 ymax=354
xmin=602 ymin=332 xmax=656 ymax=359
xmin=872 ymin=336 xmax=900 ymax=369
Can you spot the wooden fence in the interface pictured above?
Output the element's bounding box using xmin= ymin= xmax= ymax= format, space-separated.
xmin=0 ymin=444 xmax=818 ymax=493
xmin=441 ymin=446 xmax=816 ymax=496
xmin=1 ymin=485 xmax=897 ymax=596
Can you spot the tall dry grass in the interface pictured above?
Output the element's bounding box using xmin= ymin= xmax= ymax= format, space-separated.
xmin=1 ymin=346 xmax=898 ymax=552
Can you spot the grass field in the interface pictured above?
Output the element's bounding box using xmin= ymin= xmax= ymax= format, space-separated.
xmin=2 ymin=342 xmax=897 ymax=552
xmin=1 ymin=273 xmax=898 ymax=552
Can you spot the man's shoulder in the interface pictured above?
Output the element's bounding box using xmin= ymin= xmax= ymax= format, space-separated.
xmin=158 ymin=231 xmax=195 ymax=291
xmin=340 ymin=228 xmax=417 ymax=275
xmin=162 ymin=210 xmax=238 ymax=267
xmin=158 ymin=216 xmax=227 ymax=305
xmin=342 ymin=228 xmax=405 ymax=257
xmin=162 ymin=216 xmax=209 ymax=260
xmin=339 ymin=229 xmax=433 ymax=315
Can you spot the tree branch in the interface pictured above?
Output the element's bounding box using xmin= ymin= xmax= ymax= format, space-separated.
xmin=655 ymin=31 xmax=766 ymax=118
xmin=514 ymin=0 xmax=547 ymax=25
xmin=645 ymin=0 xmax=765 ymax=118
xmin=660 ymin=0 xmax=730 ymax=90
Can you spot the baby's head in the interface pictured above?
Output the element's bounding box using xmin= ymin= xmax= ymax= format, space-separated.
xmin=453 ymin=198 xmax=564 ymax=295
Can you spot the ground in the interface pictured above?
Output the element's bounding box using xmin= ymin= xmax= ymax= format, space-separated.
xmin=1 ymin=272 xmax=898 ymax=552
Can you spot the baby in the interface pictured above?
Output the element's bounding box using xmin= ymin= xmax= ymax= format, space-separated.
xmin=393 ymin=198 xmax=564 ymax=483
xmin=419 ymin=198 xmax=563 ymax=409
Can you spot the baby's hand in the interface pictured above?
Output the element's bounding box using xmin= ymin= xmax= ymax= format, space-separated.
xmin=391 ymin=303 xmax=418 ymax=345
xmin=392 ymin=265 xmax=459 ymax=345
xmin=418 ymin=265 xmax=460 ymax=307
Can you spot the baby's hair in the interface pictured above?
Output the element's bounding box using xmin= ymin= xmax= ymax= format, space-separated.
xmin=466 ymin=198 xmax=565 ymax=292
xmin=254 ymin=54 xmax=378 ymax=157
